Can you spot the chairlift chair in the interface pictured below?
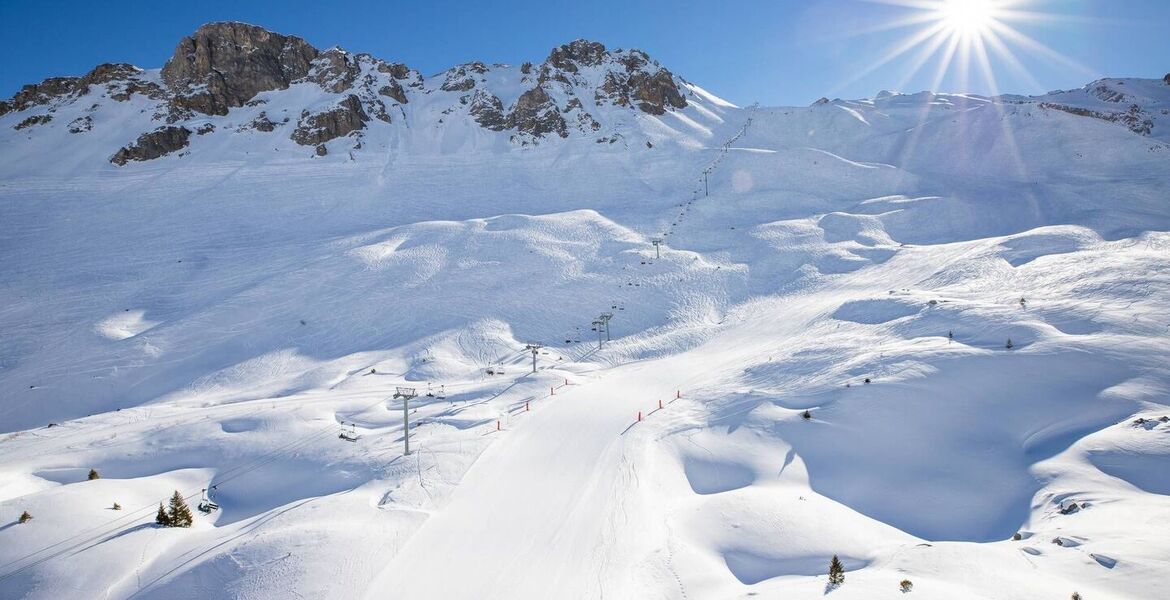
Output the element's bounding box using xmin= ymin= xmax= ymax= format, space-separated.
xmin=426 ymin=383 xmax=435 ymax=398
xmin=198 ymin=487 xmax=219 ymax=514
xmin=436 ymin=385 xmax=446 ymax=400
xmin=339 ymin=422 xmax=359 ymax=442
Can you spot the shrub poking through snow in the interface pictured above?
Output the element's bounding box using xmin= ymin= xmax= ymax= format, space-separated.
xmin=1071 ymin=593 xmax=1082 ymax=600
xmin=802 ymin=409 xmax=812 ymax=421
xmin=828 ymin=554 xmax=845 ymax=585
xmin=113 ymin=502 xmax=122 ymax=510
xmin=156 ymin=503 xmax=170 ymax=526
xmin=167 ymin=490 xmax=194 ymax=527
xmin=900 ymin=579 xmax=913 ymax=592
xmin=18 ymin=510 xmax=33 ymax=524
xmin=88 ymin=468 xmax=100 ymax=480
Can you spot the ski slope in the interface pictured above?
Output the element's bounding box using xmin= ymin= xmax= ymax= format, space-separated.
xmin=2 ymin=62 xmax=1169 ymax=600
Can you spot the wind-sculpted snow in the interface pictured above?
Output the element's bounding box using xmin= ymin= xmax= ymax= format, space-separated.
xmin=2 ymin=63 xmax=1170 ymax=599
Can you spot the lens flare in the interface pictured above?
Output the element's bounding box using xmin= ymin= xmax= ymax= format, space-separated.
xmin=937 ymin=0 xmax=998 ymax=37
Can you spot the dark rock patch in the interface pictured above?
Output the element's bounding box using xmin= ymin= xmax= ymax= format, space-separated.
xmin=469 ymin=90 xmax=507 ymax=131
xmin=507 ymin=86 xmax=567 ymax=138
xmin=14 ymin=114 xmax=52 ymax=130
xmin=111 ymin=126 xmax=192 ymax=165
xmin=547 ymin=40 xmax=608 ymax=72
xmin=441 ymin=62 xmax=489 ymax=92
xmin=306 ymin=48 xmax=359 ymax=93
xmin=0 ymin=77 xmax=82 ymax=116
xmin=68 ymin=115 xmax=93 ymax=133
xmin=249 ymin=112 xmax=279 ymax=132
xmin=290 ymin=94 xmax=368 ymax=145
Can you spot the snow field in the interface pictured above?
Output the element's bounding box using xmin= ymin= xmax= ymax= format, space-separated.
xmin=3 ymin=77 xmax=1170 ymax=598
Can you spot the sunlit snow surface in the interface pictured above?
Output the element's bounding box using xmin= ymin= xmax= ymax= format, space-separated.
xmin=1 ymin=75 xmax=1169 ymax=600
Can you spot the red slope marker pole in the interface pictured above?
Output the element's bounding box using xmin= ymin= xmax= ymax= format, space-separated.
xmin=497 ymin=420 xmax=501 ymax=431
xmin=637 ymin=411 xmax=642 ymax=422
xmin=526 ymin=401 xmax=529 ymax=412
xmin=659 ymin=399 xmax=663 ymax=409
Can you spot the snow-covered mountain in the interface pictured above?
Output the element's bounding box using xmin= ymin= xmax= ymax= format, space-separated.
xmin=0 ymin=21 xmax=717 ymax=171
xmin=1 ymin=22 xmax=1168 ymax=600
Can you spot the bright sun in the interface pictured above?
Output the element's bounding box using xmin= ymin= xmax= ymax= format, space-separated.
xmin=937 ymin=0 xmax=999 ymax=36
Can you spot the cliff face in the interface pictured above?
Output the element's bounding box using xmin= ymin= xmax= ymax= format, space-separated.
xmin=161 ymin=22 xmax=319 ymax=117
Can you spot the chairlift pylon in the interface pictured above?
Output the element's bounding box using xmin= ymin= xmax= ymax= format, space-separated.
xmin=198 ymin=487 xmax=220 ymax=514
xmin=339 ymin=421 xmax=359 ymax=442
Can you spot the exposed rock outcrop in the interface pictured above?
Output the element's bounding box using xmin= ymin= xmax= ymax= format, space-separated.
xmin=110 ymin=126 xmax=192 ymax=165
xmin=507 ymin=86 xmax=567 ymax=138
xmin=1164 ymin=73 xmax=1170 ymax=85
xmin=161 ymin=22 xmax=319 ymax=115
xmin=68 ymin=115 xmax=93 ymax=133
xmin=14 ymin=114 xmax=52 ymax=130
xmin=0 ymin=77 xmax=82 ymax=116
xmin=596 ymin=59 xmax=686 ymax=115
xmin=306 ymin=48 xmax=360 ymax=93
xmin=1040 ymin=102 xmax=1154 ymax=136
xmin=469 ymin=90 xmax=507 ymax=131
xmin=547 ymin=40 xmax=608 ymax=72
xmin=290 ymin=94 xmax=368 ymax=145
xmin=249 ymin=112 xmax=279 ymax=132
xmin=442 ymin=62 xmax=489 ymax=92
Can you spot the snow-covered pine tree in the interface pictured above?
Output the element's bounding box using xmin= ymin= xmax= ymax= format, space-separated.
xmin=156 ymin=503 xmax=170 ymax=526
xmin=88 ymin=468 xmax=100 ymax=480
xmin=168 ymin=490 xmax=194 ymax=527
xmin=18 ymin=510 xmax=33 ymax=524
xmin=828 ymin=554 xmax=845 ymax=585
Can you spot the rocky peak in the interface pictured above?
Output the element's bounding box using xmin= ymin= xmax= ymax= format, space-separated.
xmin=1164 ymin=72 xmax=1170 ymax=85
xmin=161 ymin=21 xmax=320 ymax=115
xmin=546 ymin=40 xmax=608 ymax=72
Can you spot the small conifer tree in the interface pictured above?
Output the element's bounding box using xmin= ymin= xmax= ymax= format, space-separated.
xmin=900 ymin=579 xmax=913 ymax=592
xmin=828 ymin=554 xmax=845 ymax=585
xmin=802 ymin=409 xmax=812 ymax=421
xmin=113 ymin=502 xmax=122 ymax=511
xmin=155 ymin=503 xmax=170 ymax=526
xmin=88 ymin=468 xmax=100 ymax=480
xmin=168 ymin=490 xmax=194 ymax=528
xmin=18 ymin=510 xmax=33 ymax=524
xmin=1006 ymin=338 xmax=1014 ymax=349
xmin=1071 ymin=593 xmax=1081 ymax=600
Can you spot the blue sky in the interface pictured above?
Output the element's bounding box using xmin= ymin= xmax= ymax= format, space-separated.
xmin=1 ymin=0 xmax=1167 ymax=106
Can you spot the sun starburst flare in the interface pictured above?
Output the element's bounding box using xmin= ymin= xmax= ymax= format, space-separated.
xmin=842 ymin=0 xmax=1097 ymax=97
